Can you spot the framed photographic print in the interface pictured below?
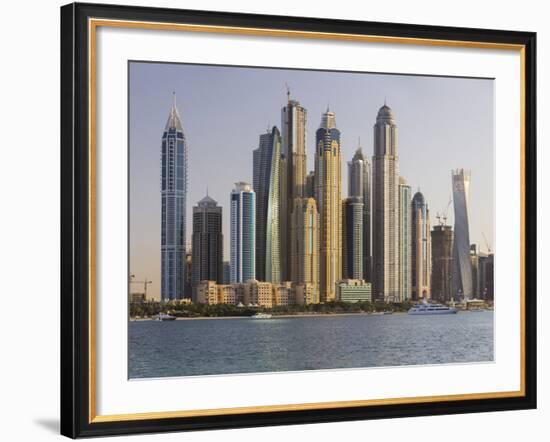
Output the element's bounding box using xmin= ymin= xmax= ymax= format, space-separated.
xmin=60 ymin=2 xmax=537 ymax=438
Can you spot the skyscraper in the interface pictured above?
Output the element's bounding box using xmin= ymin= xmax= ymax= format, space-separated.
xmin=305 ymin=170 xmax=316 ymax=199
xmin=348 ymin=145 xmax=372 ymax=281
xmin=184 ymin=249 xmax=192 ymax=298
xmin=372 ymin=103 xmax=400 ymax=302
xmin=477 ymin=253 xmax=494 ymax=301
xmin=191 ymin=194 xmax=223 ymax=300
xmin=470 ymin=244 xmax=479 ymax=298
xmin=431 ymin=223 xmax=454 ymax=302
xmin=451 ymin=169 xmax=473 ymax=300
xmin=222 ymin=261 xmax=231 ymax=285
xmin=253 ymin=126 xmax=282 ymax=282
xmin=280 ymin=94 xmax=307 ymax=282
xmin=411 ymin=191 xmax=432 ymax=300
xmin=230 ymin=182 xmax=256 ymax=283
xmin=291 ymin=197 xmax=319 ymax=297
xmin=342 ymin=197 xmax=364 ymax=280
xmin=315 ymin=108 xmax=342 ymax=302
xmin=398 ymin=178 xmax=412 ymax=302
xmin=160 ymin=94 xmax=188 ymax=301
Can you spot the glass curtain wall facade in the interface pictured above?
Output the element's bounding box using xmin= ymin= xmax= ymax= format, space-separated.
xmin=342 ymin=197 xmax=364 ymax=280
xmin=253 ymin=126 xmax=282 ymax=283
xmin=230 ymin=182 xmax=256 ymax=283
xmin=161 ymin=96 xmax=188 ymax=301
xmin=191 ymin=195 xmax=223 ymax=301
xmin=451 ymin=169 xmax=473 ymax=300
xmin=348 ymin=147 xmax=372 ymax=281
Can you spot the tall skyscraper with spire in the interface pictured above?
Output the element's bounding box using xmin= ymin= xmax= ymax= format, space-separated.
xmin=230 ymin=182 xmax=256 ymax=283
xmin=315 ymin=108 xmax=342 ymax=302
xmin=253 ymin=126 xmax=282 ymax=283
xmin=411 ymin=191 xmax=432 ymax=300
xmin=280 ymin=91 xmax=307 ymax=282
xmin=348 ymin=144 xmax=372 ymax=281
xmin=451 ymin=169 xmax=473 ymax=300
xmin=372 ymin=102 xmax=400 ymax=302
xmin=191 ymin=193 xmax=223 ymax=301
xmin=160 ymin=94 xmax=188 ymax=301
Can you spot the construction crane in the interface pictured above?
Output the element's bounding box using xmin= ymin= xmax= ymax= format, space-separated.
xmin=442 ymin=194 xmax=452 ymax=226
xmin=436 ymin=195 xmax=453 ymax=226
xmin=129 ymin=274 xmax=153 ymax=298
xmin=481 ymin=232 xmax=493 ymax=254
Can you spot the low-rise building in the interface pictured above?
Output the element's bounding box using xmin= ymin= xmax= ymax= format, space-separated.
xmin=274 ymin=281 xmax=293 ymax=306
xmin=196 ymin=280 xmax=218 ymax=304
xmin=217 ymin=284 xmax=236 ymax=304
xmin=293 ymin=282 xmax=319 ymax=305
xmin=244 ymin=280 xmax=274 ymax=307
xmin=337 ymin=279 xmax=372 ymax=303
xmin=197 ymin=280 xmax=321 ymax=307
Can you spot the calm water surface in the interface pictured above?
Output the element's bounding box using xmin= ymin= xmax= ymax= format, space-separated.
xmin=129 ymin=311 xmax=493 ymax=378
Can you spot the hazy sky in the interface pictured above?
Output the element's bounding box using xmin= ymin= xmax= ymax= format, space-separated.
xmin=129 ymin=61 xmax=494 ymax=300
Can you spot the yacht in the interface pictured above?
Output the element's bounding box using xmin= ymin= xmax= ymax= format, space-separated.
xmin=251 ymin=312 xmax=272 ymax=319
xmin=156 ymin=313 xmax=177 ymax=321
xmin=408 ymin=302 xmax=457 ymax=315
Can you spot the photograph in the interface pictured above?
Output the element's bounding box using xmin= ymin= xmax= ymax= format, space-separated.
xmin=128 ymin=61 xmax=496 ymax=379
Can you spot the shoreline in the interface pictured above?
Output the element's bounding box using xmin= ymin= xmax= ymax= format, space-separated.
xmin=130 ymin=311 xmax=409 ymax=321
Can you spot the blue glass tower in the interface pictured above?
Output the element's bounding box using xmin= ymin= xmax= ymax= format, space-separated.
xmin=161 ymin=94 xmax=188 ymax=300
xmin=230 ymin=182 xmax=256 ymax=283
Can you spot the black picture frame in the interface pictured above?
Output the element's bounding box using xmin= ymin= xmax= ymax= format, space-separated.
xmin=60 ymin=2 xmax=537 ymax=438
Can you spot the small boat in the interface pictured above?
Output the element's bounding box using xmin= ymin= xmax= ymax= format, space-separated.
xmin=250 ymin=312 xmax=272 ymax=319
xmin=408 ymin=302 xmax=457 ymax=315
xmin=156 ymin=313 xmax=176 ymax=321
xmin=383 ymin=311 xmax=394 ymax=315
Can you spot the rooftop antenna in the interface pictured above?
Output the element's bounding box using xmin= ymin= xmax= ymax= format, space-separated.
xmin=326 ymin=101 xmax=330 ymax=113
xmin=285 ymin=83 xmax=290 ymax=101
xmin=206 ymin=185 xmax=209 ymax=197
xmin=172 ymin=91 xmax=176 ymax=107
xmin=384 ymin=96 xmax=387 ymax=106
xmin=358 ymin=136 xmax=361 ymax=147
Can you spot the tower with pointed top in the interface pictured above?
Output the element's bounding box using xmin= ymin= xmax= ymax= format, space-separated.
xmin=348 ymin=142 xmax=372 ymax=281
xmin=411 ymin=191 xmax=432 ymax=300
xmin=372 ymin=103 xmax=400 ymax=302
xmin=315 ymin=108 xmax=342 ymax=302
xmin=280 ymin=93 xmax=307 ymax=282
xmin=398 ymin=177 xmax=412 ymax=302
xmin=161 ymin=94 xmax=188 ymax=300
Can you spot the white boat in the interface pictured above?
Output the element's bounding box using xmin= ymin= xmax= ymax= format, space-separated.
xmin=250 ymin=312 xmax=272 ymax=319
xmin=408 ymin=302 xmax=457 ymax=315
xmin=156 ymin=313 xmax=176 ymax=321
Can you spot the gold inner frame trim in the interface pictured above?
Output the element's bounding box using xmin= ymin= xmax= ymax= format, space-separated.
xmin=88 ymin=17 xmax=527 ymax=424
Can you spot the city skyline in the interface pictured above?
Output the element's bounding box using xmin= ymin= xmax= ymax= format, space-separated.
xmin=130 ymin=62 xmax=494 ymax=300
